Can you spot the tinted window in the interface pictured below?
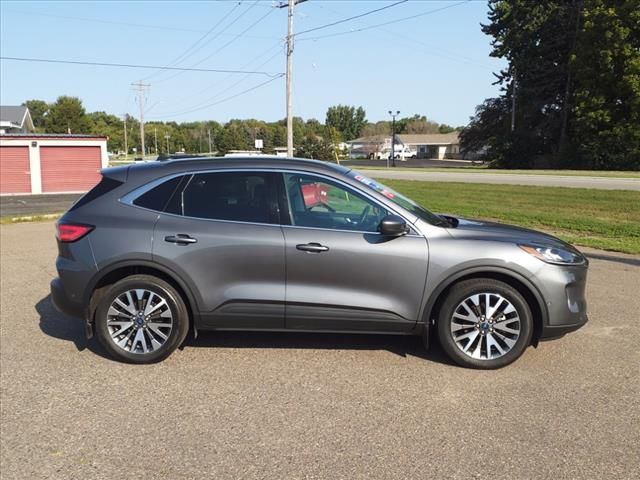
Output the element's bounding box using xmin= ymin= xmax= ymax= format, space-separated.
xmin=347 ymin=171 xmax=448 ymax=227
xmin=182 ymin=172 xmax=278 ymax=224
xmin=70 ymin=177 xmax=122 ymax=211
xmin=134 ymin=176 xmax=183 ymax=212
xmin=284 ymin=173 xmax=388 ymax=232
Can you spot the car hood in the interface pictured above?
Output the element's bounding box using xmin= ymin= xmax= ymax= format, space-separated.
xmin=440 ymin=215 xmax=572 ymax=249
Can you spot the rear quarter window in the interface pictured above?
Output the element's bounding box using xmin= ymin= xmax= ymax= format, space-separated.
xmin=69 ymin=177 xmax=123 ymax=211
xmin=133 ymin=176 xmax=184 ymax=212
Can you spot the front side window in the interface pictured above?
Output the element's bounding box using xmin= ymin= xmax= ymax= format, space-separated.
xmin=284 ymin=173 xmax=388 ymax=232
xmin=347 ymin=171 xmax=448 ymax=227
xmin=182 ymin=172 xmax=279 ymax=224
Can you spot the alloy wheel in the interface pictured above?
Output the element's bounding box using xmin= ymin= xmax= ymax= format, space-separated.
xmin=106 ymin=289 xmax=173 ymax=354
xmin=450 ymin=292 xmax=521 ymax=361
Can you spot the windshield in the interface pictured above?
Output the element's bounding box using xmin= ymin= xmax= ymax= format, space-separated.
xmin=347 ymin=171 xmax=448 ymax=227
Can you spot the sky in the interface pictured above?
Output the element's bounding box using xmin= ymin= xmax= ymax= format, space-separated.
xmin=0 ymin=0 xmax=506 ymax=126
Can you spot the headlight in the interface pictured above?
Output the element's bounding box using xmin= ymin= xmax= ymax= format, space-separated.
xmin=519 ymin=244 xmax=585 ymax=265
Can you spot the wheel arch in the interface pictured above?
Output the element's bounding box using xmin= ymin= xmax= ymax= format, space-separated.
xmin=84 ymin=260 xmax=200 ymax=331
xmin=421 ymin=267 xmax=547 ymax=347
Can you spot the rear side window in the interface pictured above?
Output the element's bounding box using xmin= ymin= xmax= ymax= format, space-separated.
xmin=69 ymin=176 xmax=123 ymax=211
xmin=133 ymin=176 xmax=183 ymax=212
xmin=182 ymin=172 xmax=279 ymax=224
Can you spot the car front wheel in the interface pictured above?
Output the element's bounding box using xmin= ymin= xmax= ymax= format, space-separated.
xmin=95 ymin=274 xmax=189 ymax=363
xmin=437 ymin=278 xmax=533 ymax=369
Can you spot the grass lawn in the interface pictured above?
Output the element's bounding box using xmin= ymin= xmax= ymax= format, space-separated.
xmin=356 ymin=166 xmax=640 ymax=178
xmin=383 ymin=180 xmax=640 ymax=255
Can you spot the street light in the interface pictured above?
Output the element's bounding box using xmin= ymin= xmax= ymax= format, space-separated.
xmin=388 ymin=110 xmax=400 ymax=167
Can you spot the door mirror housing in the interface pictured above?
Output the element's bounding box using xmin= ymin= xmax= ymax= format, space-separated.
xmin=378 ymin=215 xmax=409 ymax=236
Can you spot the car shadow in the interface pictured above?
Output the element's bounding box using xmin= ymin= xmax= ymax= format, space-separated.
xmin=37 ymin=295 xmax=454 ymax=366
xmin=184 ymin=330 xmax=455 ymax=365
xmin=584 ymin=252 xmax=640 ymax=267
xmin=36 ymin=295 xmax=111 ymax=359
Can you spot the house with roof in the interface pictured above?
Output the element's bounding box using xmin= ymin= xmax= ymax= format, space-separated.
xmin=0 ymin=106 xmax=35 ymax=134
xmin=397 ymin=132 xmax=460 ymax=160
xmin=346 ymin=132 xmax=461 ymax=160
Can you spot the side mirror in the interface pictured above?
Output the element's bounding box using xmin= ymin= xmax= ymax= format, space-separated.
xmin=378 ymin=214 xmax=409 ymax=236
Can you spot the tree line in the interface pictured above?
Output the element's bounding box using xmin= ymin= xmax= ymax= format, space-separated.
xmin=22 ymin=98 xmax=459 ymax=161
xmin=460 ymin=0 xmax=640 ymax=170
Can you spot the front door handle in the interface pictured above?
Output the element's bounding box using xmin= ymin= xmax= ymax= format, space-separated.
xmin=296 ymin=242 xmax=329 ymax=253
xmin=164 ymin=234 xmax=198 ymax=245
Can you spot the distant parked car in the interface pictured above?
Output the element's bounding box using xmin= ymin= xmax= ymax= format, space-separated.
xmin=51 ymin=156 xmax=588 ymax=368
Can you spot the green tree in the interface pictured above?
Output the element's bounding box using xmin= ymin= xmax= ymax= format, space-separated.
xmin=325 ymin=105 xmax=366 ymax=141
xmin=571 ymin=0 xmax=640 ymax=169
xmin=44 ymin=96 xmax=90 ymax=134
xmin=461 ymin=0 xmax=640 ymax=170
xmin=22 ymin=99 xmax=48 ymax=130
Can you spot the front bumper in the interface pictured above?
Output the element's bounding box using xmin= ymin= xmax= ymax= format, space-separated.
xmin=535 ymin=261 xmax=589 ymax=339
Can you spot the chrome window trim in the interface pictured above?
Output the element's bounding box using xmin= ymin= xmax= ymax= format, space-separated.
xmin=119 ymin=167 xmax=423 ymax=237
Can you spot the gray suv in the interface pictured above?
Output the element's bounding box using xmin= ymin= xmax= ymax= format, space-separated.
xmin=51 ymin=157 xmax=588 ymax=368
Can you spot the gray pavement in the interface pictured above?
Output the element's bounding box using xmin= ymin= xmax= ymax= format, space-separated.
xmin=365 ymin=169 xmax=640 ymax=190
xmin=1 ymin=221 xmax=639 ymax=479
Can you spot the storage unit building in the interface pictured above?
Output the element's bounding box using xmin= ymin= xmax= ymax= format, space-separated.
xmin=0 ymin=134 xmax=108 ymax=195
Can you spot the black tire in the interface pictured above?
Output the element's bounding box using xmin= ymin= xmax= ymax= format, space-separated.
xmin=95 ymin=274 xmax=189 ymax=364
xmin=437 ymin=278 xmax=533 ymax=369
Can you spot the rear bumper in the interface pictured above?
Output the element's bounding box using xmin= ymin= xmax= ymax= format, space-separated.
xmin=50 ymin=277 xmax=84 ymax=319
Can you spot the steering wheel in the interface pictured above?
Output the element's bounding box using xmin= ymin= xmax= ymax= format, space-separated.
xmin=307 ymin=203 xmax=336 ymax=213
xmin=357 ymin=205 xmax=371 ymax=226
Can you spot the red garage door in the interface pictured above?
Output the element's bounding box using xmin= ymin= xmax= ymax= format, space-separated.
xmin=0 ymin=146 xmax=31 ymax=194
xmin=40 ymin=146 xmax=102 ymax=193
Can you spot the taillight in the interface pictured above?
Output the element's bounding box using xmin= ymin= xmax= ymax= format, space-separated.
xmin=56 ymin=223 xmax=94 ymax=242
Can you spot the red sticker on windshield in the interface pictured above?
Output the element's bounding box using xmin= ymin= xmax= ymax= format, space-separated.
xmin=382 ymin=190 xmax=395 ymax=199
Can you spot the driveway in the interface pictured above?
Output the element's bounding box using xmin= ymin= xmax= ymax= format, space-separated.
xmin=1 ymin=221 xmax=638 ymax=479
xmin=365 ymin=170 xmax=640 ymax=191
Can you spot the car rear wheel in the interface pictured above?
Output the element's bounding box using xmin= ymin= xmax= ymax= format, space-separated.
xmin=437 ymin=278 xmax=533 ymax=369
xmin=95 ymin=274 xmax=189 ymax=363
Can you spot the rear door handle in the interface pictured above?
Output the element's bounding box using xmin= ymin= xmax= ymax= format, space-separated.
xmin=296 ymin=242 xmax=329 ymax=253
xmin=164 ymin=234 xmax=198 ymax=245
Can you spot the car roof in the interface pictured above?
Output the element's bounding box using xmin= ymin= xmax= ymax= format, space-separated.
xmin=122 ymin=155 xmax=351 ymax=182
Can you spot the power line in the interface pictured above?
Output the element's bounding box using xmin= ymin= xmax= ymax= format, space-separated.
xmin=0 ymin=56 xmax=282 ymax=76
xmin=153 ymin=0 xmax=268 ymax=84
xmin=186 ymin=6 xmax=276 ymax=70
xmin=142 ymin=0 xmax=244 ymax=81
xmin=3 ymin=8 xmax=279 ymax=39
xmin=295 ymin=0 xmax=408 ymax=37
xmin=299 ymin=0 xmax=470 ymax=41
xmin=149 ymin=41 xmax=284 ymax=115
xmin=311 ymin=1 xmax=492 ymax=70
xmin=149 ymin=74 xmax=284 ymax=119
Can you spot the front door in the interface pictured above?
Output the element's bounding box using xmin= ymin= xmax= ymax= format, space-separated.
xmin=152 ymin=171 xmax=286 ymax=329
xmin=281 ymin=172 xmax=428 ymax=332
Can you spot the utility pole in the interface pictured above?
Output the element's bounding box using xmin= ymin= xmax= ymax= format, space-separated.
xmin=285 ymin=0 xmax=294 ymax=157
xmin=165 ymin=135 xmax=170 ymax=154
xmin=131 ymin=81 xmax=150 ymax=158
xmin=388 ymin=110 xmax=399 ymax=168
xmin=511 ymin=71 xmax=516 ymax=132
xmin=154 ymin=127 xmax=158 ymax=155
xmin=122 ymin=114 xmax=128 ymax=159
xmin=208 ymin=129 xmax=212 ymax=154
xmin=279 ymin=0 xmax=307 ymax=157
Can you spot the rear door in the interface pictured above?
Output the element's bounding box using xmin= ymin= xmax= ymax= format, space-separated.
xmin=151 ymin=170 xmax=286 ymax=329
xmin=281 ymin=172 xmax=429 ymax=332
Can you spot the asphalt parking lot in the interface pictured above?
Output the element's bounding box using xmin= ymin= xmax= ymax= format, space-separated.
xmin=1 ymin=221 xmax=639 ymax=479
